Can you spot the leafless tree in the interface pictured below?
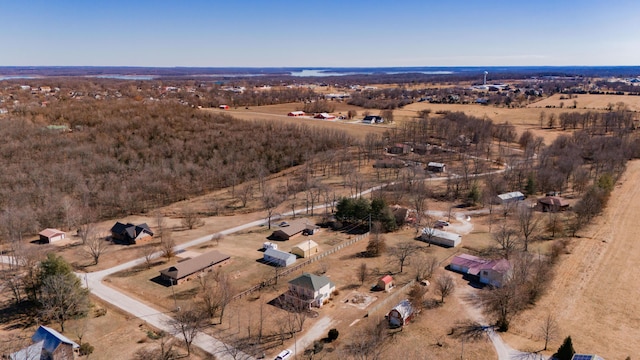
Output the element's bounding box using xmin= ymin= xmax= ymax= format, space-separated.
xmin=545 ymin=212 xmax=564 ymax=238
xmin=493 ymin=222 xmax=520 ymax=260
xmin=211 ymin=233 xmax=224 ymax=246
xmin=181 ymin=208 xmax=204 ymax=230
xmin=343 ymin=320 xmax=388 ymax=360
xmin=413 ymin=254 xmax=439 ymax=281
xmin=407 ymin=282 xmax=428 ymax=312
xmin=357 ymin=262 xmax=368 ymax=285
xmin=13 ymin=246 xmax=45 ymax=302
xmin=133 ymin=331 xmax=177 ymax=360
xmin=479 ymin=279 xmax=522 ymax=332
xmin=168 ymin=306 xmax=206 ymax=356
xmin=61 ymin=197 xmax=82 ymax=231
xmin=78 ymin=222 xmax=97 ymax=245
xmin=365 ymin=232 xmax=386 ymax=257
xmin=213 ymin=271 xmax=235 ymax=324
xmin=141 ymin=244 xmax=159 ymax=269
xmin=154 ymin=211 xmax=167 ymax=236
xmin=160 ymin=230 xmax=175 ymax=260
xmin=389 ymin=241 xmax=421 ymax=273
xmin=435 ymin=273 xmax=455 ymax=303
xmin=237 ymin=183 xmax=253 ymax=208
xmin=262 ymin=186 xmax=284 ymax=230
xmin=517 ymin=206 xmax=540 ymax=252
xmin=84 ymin=229 xmax=109 ymax=265
xmin=40 ymin=274 xmax=90 ymax=332
xmin=539 ymin=313 xmax=558 ymax=351
xmin=216 ymin=333 xmax=256 ymax=360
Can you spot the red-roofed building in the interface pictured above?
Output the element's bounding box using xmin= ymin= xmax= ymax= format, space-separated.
xmin=377 ymin=275 xmax=394 ymax=292
xmin=288 ymin=111 xmax=306 ymax=117
xmin=449 ymin=254 xmax=511 ymax=287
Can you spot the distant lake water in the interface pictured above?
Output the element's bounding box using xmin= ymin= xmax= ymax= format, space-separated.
xmin=289 ymin=69 xmax=454 ymax=77
xmin=90 ymin=75 xmax=158 ymax=80
xmin=0 ymin=75 xmax=40 ymax=80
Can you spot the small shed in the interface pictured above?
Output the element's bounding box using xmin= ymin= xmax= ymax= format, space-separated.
xmin=263 ymin=242 xmax=278 ymax=250
xmin=291 ymin=240 xmax=319 ymax=258
xmin=219 ymin=104 xmax=229 ymax=110
xmin=288 ymin=111 xmax=306 ymax=117
xmin=377 ymin=275 xmax=394 ymax=292
xmin=38 ymin=228 xmax=66 ymax=243
xmin=388 ymin=299 xmax=413 ymax=328
xmin=264 ymin=248 xmax=297 ymax=267
xmin=427 ymin=162 xmax=446 ymax=172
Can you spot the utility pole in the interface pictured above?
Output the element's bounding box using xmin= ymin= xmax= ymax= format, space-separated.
xmin=171 ymin=280 xmax=178 ymax=311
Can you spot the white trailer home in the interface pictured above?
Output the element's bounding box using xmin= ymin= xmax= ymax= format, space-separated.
xmin=420 ymin=227 xmax=462 ymax=247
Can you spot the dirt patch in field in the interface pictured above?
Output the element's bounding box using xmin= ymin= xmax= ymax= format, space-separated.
xmin=343 ymin=291 xmax=378 ymax=310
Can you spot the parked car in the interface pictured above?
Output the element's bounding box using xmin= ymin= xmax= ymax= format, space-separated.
xmin=279 ymin=222 xmax=289 ymax=227
xmin=275 ymin=349 xmax=292 ymax=360
xmin=435 ymin=220 xmax=450 ymax=227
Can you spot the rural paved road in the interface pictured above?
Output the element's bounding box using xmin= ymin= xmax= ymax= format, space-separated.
xmin=66 ymin=158 xmax=516 ymax=359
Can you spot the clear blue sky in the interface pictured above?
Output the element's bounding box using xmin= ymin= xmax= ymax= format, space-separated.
xmin=1 ymin=0 xmax=638 ymax=67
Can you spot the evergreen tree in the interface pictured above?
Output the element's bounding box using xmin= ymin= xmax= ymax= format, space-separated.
xmin=553 ymin=336 xmax=575 ymax=360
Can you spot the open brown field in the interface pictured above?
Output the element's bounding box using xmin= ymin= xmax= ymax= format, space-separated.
xmin=507 ymin=160 xmax=640 ymax=358
xmin=203 ymin=105 xmax=387 ymax=141
xmin=528 ymin=93 xmax=640 ymax=112
xmin=221 ymin=100 xmax=600 ymax=147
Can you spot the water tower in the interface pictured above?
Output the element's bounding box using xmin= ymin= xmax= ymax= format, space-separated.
xmin=483 ymin=71 xmax=488 ymax=86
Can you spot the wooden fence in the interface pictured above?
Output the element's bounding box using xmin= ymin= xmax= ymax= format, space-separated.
xmin=233 ymin=232 xmax=370 ymax=300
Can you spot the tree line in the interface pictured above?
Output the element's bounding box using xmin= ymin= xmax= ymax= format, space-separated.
xmin=0 ymin=100 xmax=352 ymax=239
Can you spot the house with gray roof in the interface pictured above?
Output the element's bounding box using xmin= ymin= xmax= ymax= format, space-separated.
xmin=285 ymin=273 xmax=335 ymax=308
xmin=159 ymin=250 xmax=230 ymax=284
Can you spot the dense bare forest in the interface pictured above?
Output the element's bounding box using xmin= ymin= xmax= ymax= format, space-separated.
xmin=0 ymin=100 xmax=352 ymax=237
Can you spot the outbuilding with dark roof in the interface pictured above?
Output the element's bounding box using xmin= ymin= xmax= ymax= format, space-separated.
xmin=159 ymin=250 xmax=230 ymax=284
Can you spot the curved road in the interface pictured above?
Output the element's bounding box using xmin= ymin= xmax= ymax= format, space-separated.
xmin=55 ymin=157 xmax=527 ymax=359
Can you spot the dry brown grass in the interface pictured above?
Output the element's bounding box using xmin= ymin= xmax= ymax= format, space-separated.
xmin=528 ymin=93 xmax=640 ymax=112
xmin=507 ymin=160 xmax=640 ymax=358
